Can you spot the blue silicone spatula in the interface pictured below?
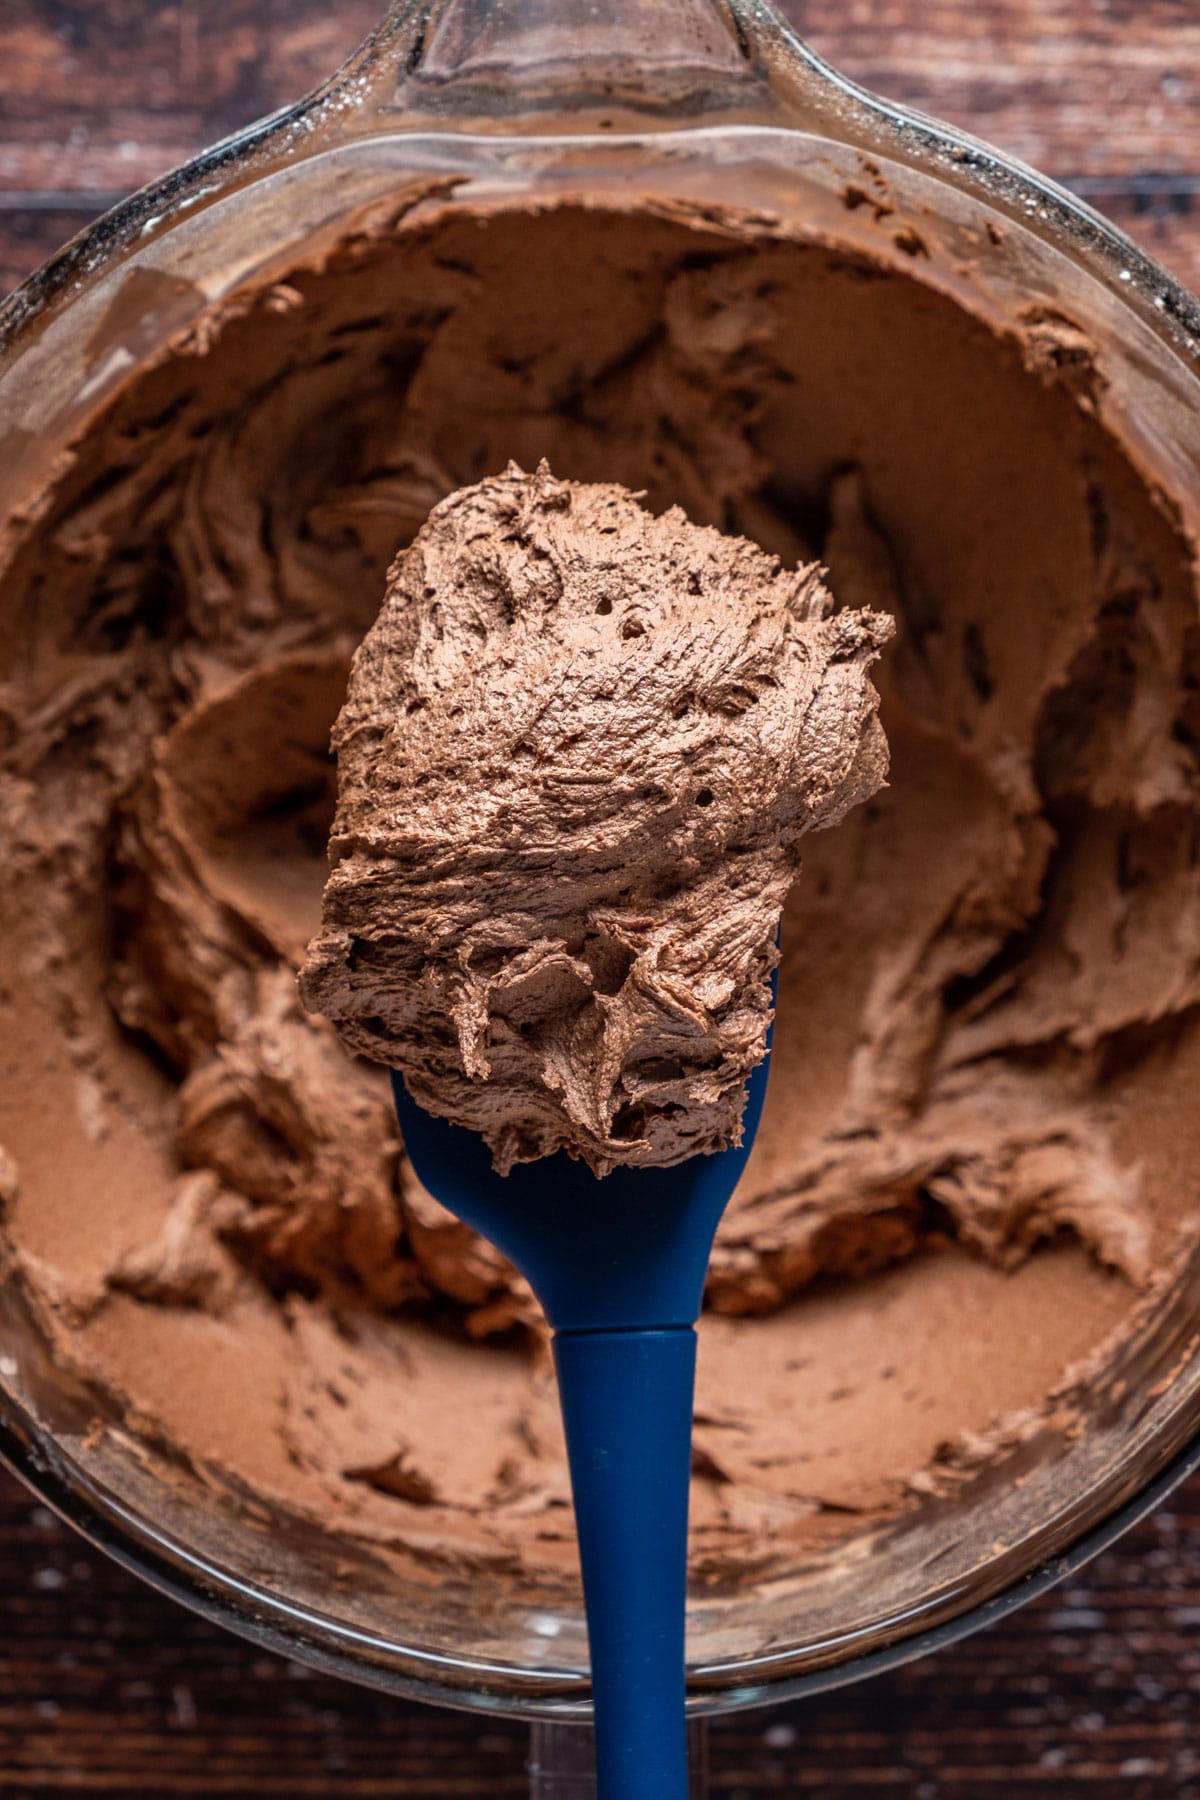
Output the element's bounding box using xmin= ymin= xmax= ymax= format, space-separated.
xmin=390 ymin=1018 xmax=773 ymax=1800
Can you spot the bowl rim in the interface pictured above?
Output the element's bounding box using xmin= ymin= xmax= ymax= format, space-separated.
xmin=3 ymin=8 xmax=1200 ymax=362
xmin=3 ymin=1402 xmax=1198 ymax=1719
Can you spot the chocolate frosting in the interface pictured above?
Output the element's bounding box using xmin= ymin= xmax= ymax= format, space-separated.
xmin=301 ymin=463 xmax=891 ymax=1173
xmin=1 ymin=189 xmax=1197 ymax=1581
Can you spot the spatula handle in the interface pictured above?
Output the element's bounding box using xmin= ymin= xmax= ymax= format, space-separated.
xmin=528 ymin=1719 xmax=710 ymax=1796
xmin=553 ymin=1326 xmax=697 ymax=1800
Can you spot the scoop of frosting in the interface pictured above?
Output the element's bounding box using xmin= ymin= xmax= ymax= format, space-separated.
xmin=300 ymin=462 xmax=892 ymax=1174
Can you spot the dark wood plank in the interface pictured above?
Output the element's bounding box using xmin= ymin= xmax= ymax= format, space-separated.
xmin=2 ymin=0 xmax=1197 ymax=185
xmin=1 ymin=1462 xmax=1199 ymax=1796
xmin=1 ymin=1 xmax=1199 ymax=296
xmin=1078 ymin=187 xmax=1200 ymax=294
xmin=795 ymin=0 xmax=1200 ymax=181
xmin=0 ymin=0 xmax=380 ymax=199
xmin=0 ymin=206 xmax=97 ymax=297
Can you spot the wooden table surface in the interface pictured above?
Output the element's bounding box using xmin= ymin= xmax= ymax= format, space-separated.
xmin=2 ymin=2 xmax=1199 ymax=1793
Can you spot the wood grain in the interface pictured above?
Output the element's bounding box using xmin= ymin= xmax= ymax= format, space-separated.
xmin=797 ymin=0 xmax=1200 ymax=180
xmin=0 ymin=1 xmax=1198 ymax=293
xmin=2 ymin=1463 xmax=1200 ymax=1797
xmin=2 ymin=1 xmax=1200 ymax=1793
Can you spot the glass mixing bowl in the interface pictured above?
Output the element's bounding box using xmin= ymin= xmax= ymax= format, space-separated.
xmin=2 ymin=0 xmax=1200 ymax=1753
